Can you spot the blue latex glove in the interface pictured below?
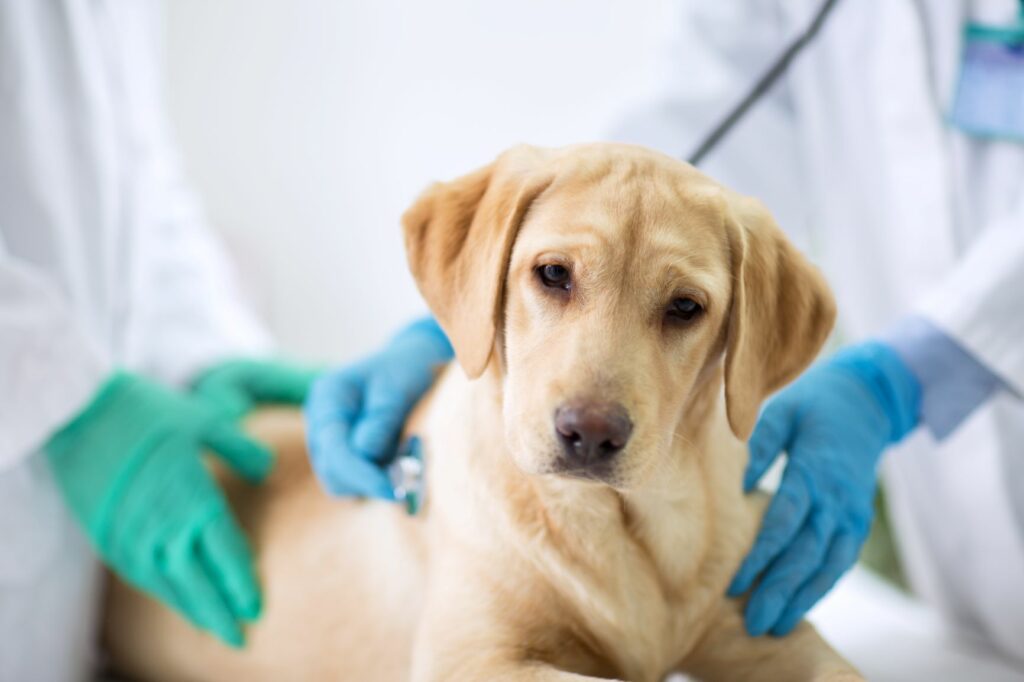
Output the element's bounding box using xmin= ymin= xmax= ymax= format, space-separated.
xmin=728 ymin=341 xmax=921 ymax=636
xmin=303 ymin=317 xmax=453 ymax=499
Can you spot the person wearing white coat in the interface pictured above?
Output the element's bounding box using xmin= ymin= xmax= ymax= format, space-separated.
xmin=0 ymin=2 xmax=317 ymax=679
xmin=608 ymin=0 xmax=1024 ymax=664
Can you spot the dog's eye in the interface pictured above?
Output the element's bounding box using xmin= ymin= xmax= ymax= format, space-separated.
xmin=536 ymin=264 xmax=572 ymax=291
xmin=667 ymin=297 xmax=703 ymax=323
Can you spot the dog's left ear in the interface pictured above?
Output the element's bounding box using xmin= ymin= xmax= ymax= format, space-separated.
xmin=402 ymin=146 xmax=554 ymax=378
xmin=723 ymin=195 xmax=836 ymax=440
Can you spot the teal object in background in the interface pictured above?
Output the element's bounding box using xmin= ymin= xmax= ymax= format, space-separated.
xmin=45 ymin=372 xmax=274 ymax=648
xmin=949 ymin=5 xmax=1024 ymax=142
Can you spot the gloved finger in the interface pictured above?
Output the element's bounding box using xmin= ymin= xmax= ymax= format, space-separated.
xmin=744 ymin=396 xmax=796 ymax=492
xmin=742 ymin=510 xmax=836 ymax=636
xmin=349 ymin=379 xmax=419 ymax=464
xmin=303 ymin=377 xmax=359 ymax=465
xmin=303 ymin=369 xmax=364 ymax=427
xmin=769 ymin=531 xmax=862 ymax=636
xmin=203 ymin=422 xmax=275 ymax=484
xmin=309 ymin=422 xmax=394 ymax=499
xmin=198 ymin=513 xmax=262 ymax=622
xmin=163 ymin=529 xmax=245 ymax=648
xmin=318 ymin=447 xmax=396 ymax=500
xmin=243 ymin=362 xmax=321 ymax=406
xmin=198 ymin=383 xmax=253 ymax=421
xmin=132 ymin=555 xmax=195 ymax=624
xmin=728 ymin=463 xmax=813 ymax=597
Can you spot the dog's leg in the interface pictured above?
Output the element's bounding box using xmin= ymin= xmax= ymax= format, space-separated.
xmin=412 ymin=657 xmax=622 ymax=682
xmin=409 ymin=574 xmax=624 ymax=682
xmin=410 ymin=622 xmax=623 ymax=682
xmin=474 ymin=663 xmax=623 ymax=681
xmin=676 ymin=600 xmax=863 ymax=682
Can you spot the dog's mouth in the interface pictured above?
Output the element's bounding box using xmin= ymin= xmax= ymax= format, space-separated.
xmin=548 ymin=459 xmax=619 ymax=486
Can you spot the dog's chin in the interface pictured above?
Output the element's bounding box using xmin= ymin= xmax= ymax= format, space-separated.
xmin=506 ymin=437 xmax=634 ymax=489
xmin=540 ymin=454 xmax=626 ymax=485
xmin=547 ymin=461 xmax=623 ymax=488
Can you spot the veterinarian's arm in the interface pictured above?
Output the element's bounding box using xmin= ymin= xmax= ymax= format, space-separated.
xmin=304 ymin=317 xmax=453 ymax=498
xmin=731 ymin=215 xmax=1024 ymax=637
xmin=0 ymin=249 xmax=111 ymax=469
xmin=119 ymin=9 xmax=277 ymax=388
xmin=123 ymin=14 xmax=319 ymax=414
xmin=44 ymin=372 xmax=272 ymax=647
xmin=730 ymin=342 xmax=921 ymax=636
xmin=914 ymin=211 xmax=1024 ymax=400
xmin=882 ymin=316 xmax=1009 ymax=439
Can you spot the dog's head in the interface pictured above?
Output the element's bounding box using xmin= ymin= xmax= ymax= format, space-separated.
xmin=404 ymin=144 xmax=834 ymax=490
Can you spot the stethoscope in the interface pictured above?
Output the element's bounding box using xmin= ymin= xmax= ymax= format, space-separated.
xmin=687 ymin=0 xmax=842 ymax=165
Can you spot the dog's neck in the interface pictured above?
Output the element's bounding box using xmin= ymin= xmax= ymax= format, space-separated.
xmin=529 ymin=368 xmax=744 ymax=591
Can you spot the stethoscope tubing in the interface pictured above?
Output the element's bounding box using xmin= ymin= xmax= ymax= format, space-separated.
xmin=686 ymin=0 xmax=843 ymax=166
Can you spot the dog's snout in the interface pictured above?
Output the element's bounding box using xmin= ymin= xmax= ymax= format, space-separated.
xmin=554 ymin=401 xmax=633 ymax=466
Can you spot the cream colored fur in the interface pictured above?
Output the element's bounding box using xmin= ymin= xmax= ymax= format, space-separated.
xmin=105 ymin=144 xmax=862 ymax=681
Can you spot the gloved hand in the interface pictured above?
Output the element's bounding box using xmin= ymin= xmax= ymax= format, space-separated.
xmin=728 ymin=341 xmax=921 ymax=636
xmin=45 ymin=372 xmax=273 ymax=648
xmin=192 ymin=357 xmax=320 ymax=420
xmin=304 ymin=317 xmax=453 ymax=499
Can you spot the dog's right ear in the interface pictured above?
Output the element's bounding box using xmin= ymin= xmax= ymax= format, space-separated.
xmin=402 ymin=146 xmax=554 ymax=379
xmin=722 ymin=194 xmax=837 ymax=440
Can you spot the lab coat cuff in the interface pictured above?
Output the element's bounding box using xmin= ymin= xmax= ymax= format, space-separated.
xmin=881 ymin=316 xmax=1006 ymax=441
xmin=915 ymin=222 xmax=1024 ymax=398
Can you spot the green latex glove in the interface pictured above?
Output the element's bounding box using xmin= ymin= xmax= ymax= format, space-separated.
xmin=192 ymin=358 xmax=320 ymax=420
xmin=45 ymin=372 xmax=273 ymax=648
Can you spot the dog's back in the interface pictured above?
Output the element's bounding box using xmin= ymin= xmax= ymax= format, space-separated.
xmin=104 ymin=408 xmax=428 ymax=681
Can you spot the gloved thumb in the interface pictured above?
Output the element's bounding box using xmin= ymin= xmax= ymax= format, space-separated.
xmin=198 ymin=384 xmax=253 ymax=421
xmin=349 ymin=380 xmax=413 ymax=464
xmin=245 ymin=364 xmax=320 ymax=405
xmin=744 ymin=397 xmax=795 ymax=492
xmin=202 ymin=422 xmax=275 ymax=484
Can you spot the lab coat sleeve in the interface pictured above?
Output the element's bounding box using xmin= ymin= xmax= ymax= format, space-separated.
xmin=918 ymin=207 xmax=1024 ymax=399
xmin=123 ymin=6 xmax=273 ymax=388
xmin=606 ymin=0 xmax=811 ymax=247
xmin=0 ymin=249 xmax=111 ymax=470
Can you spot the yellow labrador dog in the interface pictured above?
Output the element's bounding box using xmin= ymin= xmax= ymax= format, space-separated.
xmin=105 ymin=143 xmax=861 ymax=681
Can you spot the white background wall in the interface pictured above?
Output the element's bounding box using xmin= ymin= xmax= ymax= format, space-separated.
xmin=164 ymin=0 xmax=674 ymax=363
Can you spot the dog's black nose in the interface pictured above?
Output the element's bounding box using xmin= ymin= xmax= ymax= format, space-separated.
xmin=555 ymin=401 xmax=633 ymax=466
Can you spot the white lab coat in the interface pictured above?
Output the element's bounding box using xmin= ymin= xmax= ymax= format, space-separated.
xmin=0 ymin=1 xmax=270 ymax=679
xmin=612 ymin=0 xmax=1024 ymax=663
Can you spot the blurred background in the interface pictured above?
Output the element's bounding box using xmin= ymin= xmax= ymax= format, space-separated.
xmin=164 ymin=0 xmax=673 ymax=362
xmin=162 ymin=3 xmax=1024 ymax=680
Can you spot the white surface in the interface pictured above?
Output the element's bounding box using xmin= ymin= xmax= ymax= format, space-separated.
xmin=666 ymin=568 xmax=1024 ymax=681
xmin=811 ymin=567 xmax=1024 ymax=681
xmin=164 ymin=0 xmax=674 ymax=361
